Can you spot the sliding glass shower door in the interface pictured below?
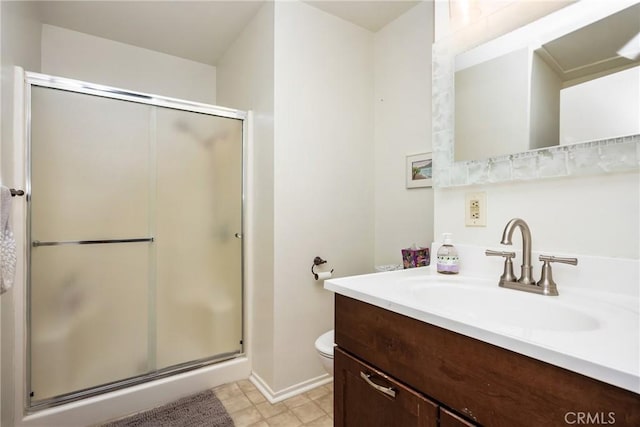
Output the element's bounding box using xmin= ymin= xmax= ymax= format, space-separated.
xmin=27 ymin=76 xmax=244 ymax=408
xmin=154 ymin=107 xmax=243 ymax=370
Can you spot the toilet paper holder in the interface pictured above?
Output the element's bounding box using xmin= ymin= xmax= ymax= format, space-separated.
xmin=312 ymin=256 xmax=334 ymax=280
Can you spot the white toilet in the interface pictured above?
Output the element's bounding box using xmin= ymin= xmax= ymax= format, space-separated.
xmin=314 ymin=330 xmax=335 ymax=375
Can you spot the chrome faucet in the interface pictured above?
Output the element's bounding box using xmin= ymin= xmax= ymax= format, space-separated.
xmin=500 ymin=218 xmax=535 ymax=285
xmin=486 ymin=218 xmax=577 ymax=296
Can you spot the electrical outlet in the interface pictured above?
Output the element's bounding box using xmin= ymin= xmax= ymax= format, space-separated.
xmin=465 ymin=192 xmax=486 ymax=227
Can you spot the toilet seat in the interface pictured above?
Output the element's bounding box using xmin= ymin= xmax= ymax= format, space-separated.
xmin=315 ymin=330 xmax=335 ymax=358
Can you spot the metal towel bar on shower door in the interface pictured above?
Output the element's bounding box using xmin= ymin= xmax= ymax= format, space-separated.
xmin=32 ymin=237 xmax=154 ymax=247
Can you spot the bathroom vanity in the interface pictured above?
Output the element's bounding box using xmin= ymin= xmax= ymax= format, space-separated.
xmin=326 ymin=268 xmax=640 ymax=426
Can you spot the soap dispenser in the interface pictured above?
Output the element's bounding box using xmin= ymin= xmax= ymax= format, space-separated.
xmin=436 ymin=233 xmax=459 ymax=274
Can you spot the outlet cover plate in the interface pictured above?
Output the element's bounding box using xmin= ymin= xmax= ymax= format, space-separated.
xmin=465 ymin=192 xmax=486 ymax=227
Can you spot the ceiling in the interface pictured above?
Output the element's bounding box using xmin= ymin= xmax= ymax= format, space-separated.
xmin=304 ymin=1 xmax=419 ymax=31
xmin=36 ymin=1 xmax=421 ymax=67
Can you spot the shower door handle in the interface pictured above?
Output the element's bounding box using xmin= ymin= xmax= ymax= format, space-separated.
xmin=32 ymin=237 xmax=154 ymax=247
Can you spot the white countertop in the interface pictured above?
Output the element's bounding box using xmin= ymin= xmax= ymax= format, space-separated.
xmin=325 ymin=267 xmax=640 ymax=394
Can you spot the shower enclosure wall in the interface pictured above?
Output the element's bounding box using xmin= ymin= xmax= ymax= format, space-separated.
xmin=23 ymin=71 xmax=246 ymax=411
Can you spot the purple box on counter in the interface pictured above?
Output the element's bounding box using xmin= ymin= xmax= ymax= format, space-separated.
xmin=401 ymin=247 xmax=430 ymax=269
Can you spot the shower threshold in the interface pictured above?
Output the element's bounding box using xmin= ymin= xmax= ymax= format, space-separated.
xmin=28 ymin=350 xmax=244 ymax=413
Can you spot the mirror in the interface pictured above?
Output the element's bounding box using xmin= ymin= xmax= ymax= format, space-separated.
xmin=455 ymin=2 xmax=639 ymax=162
xmin=432 ymin=1 xmax=640 ymax=187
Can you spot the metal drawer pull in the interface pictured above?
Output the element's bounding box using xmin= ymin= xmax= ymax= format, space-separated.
xmin=360 ymin=371 xmax=396 ymax=398
xmin=33 ymin=237 xmax=154 ymax=247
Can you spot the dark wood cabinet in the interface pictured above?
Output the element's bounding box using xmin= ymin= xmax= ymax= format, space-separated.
xmin=335 ymin=294 xmax=640 ymax=427
xmin=440 ymin=407 xmax=477 ymax=427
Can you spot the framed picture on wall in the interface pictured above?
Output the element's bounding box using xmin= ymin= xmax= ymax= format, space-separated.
xmin=406 ymin=153 xmax=433 ymax=189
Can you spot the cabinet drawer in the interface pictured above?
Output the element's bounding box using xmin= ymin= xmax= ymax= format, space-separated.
xmin=335 ymin=294 xmax=640 ymax=427
xmin=335 ymin=347 xmax=439 ymax=427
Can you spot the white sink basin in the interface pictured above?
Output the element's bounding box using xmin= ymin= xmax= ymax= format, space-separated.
xmin=410 ymin=280 xmax=600 ymax=332
xmin=325 ymin=262 xmax=640 ymax=394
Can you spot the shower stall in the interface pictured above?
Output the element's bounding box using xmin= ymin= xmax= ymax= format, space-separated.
xmin=21 ymin=71 xmax=246 ymax=412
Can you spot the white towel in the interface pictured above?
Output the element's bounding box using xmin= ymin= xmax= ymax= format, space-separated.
xmin=1 ymin=186 xmax=17 ymax=294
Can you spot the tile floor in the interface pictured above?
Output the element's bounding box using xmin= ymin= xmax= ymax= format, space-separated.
xmin=214 ymin=380 xmax=333 ymax=427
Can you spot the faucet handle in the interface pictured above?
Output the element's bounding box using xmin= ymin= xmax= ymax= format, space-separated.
xmin=537 ymin=255 xmax=578 ymax=296
xmin=485 ymin=250 xmax=517 ymax=283
xmin=539 ymin=255 xmax=578 ymax=266
xmin=485 ymin=250 xmax=515 ymax=259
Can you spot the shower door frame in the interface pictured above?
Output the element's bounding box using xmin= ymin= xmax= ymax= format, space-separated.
xmin=23 ymin=71 xmax=248 ymax=412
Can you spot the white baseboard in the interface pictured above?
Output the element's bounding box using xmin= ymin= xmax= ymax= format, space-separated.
xmin=249 ymin=371 xmax=333 ymax=404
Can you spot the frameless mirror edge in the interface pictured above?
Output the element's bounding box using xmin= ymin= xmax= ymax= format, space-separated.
xmin=432 ymin=10 xmax=640 ymax=189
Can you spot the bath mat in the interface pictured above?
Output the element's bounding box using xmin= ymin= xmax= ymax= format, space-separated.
xmin=101 ymin=389 xmax=234 ymax=427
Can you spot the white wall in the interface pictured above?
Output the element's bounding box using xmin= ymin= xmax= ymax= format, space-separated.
xmin=1 ymin=2 xmax=42 ymax=425
xmin=1 ymin=0 xmax=41 ymax=185
xmin=435 ymin=171 xmax=639 ymax=260
xmin=216 ymin=1 xmax=276 ymax=389
xmin=219 ymin=0 xmax=435 ymax=397
xmin=560 ymin=66 xmax=640 ymax=145
xmin=272 ymin=0 xmax=374 ymax=393
xmin=0 ymin=2 xmax=2 ymax=413
xmin=41 ymin=25 xmax=217 ymax=104
xmin=373 ymin=1 xmax=434 ymax=265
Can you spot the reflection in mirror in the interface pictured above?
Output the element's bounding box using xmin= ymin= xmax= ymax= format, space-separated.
xmin=432 ymin=0 xmax=640 ymax=188
xmin=454 ymin=3 xmax=640 ymax=162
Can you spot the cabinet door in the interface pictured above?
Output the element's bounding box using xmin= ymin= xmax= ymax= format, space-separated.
xmin=440 ymin=407 xmax=478 ymax=427
xmin=335 ymin=348 xmax=438 ymax=427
